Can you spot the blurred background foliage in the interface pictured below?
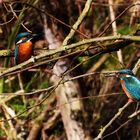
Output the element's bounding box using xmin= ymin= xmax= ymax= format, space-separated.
xmin=0 ymin=0 xmax=140 ymax=140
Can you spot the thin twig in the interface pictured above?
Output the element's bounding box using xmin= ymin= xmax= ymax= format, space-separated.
xmin=94 ymin=101 xmax=131 ymax=140
xmin=132 ymin=58 xmax=140 ymax=74
xmin=93 ymin=58 xmax=140 ymax=140
xmin=103 ymin=119 xmax=131 ymax=139
xmin=108 ymin=0 xmax=123 ymax=63
xmin=62 ymin=0 xmax=93 ymax=45
xmin=128 ymin=109 xmax=140 ymax=118
xmin=0 ymin=17 xmax=14 ymax=25
xmin=99 ymin=3 xmax=140 ymax=36
xmin=0 ymin=92 xmax=123 ymax=122
xmin=9 ymin=4 xmax=31 ymax=32
xmin=9 ymin=1 xmax=88 ymax=39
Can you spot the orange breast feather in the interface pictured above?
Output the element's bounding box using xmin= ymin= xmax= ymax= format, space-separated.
xmin=120 ymin=80 xmax=133 ymax=101
xmin=18 ymin=41 xmax=33 ymax=63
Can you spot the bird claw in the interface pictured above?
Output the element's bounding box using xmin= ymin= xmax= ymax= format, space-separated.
xmin=128 ymin=98 xmax=134 ymax=102
xmin=31 ymin=56 xmax=35 ymax=63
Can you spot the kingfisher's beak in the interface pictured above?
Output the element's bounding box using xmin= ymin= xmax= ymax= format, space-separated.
xmin=32 ymin=33 xmax=43 ymax=39
xmin=104 ymin=71 xmax=119 ymax=77
xmin=27 ymin=33 xmax=40 ymax=42
xmin=32 ymin=34 xmax=39 ymax=38
xmin=31 ymin=33 xmax=43 ymax=42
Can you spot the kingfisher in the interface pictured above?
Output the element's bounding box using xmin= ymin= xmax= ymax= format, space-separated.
xmin=14 ymin=32 xmax=38 ymax=64
xmin=106 ymin=69 xmax=140 ymax=102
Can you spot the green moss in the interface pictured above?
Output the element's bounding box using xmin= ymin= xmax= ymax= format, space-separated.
xmin=39 ymin=80 xmax=49 ymax=89
xmin=118 ymin=26 xmax=130 ymax=35
xmin=0 ymin=129 xmax=6 ymax=137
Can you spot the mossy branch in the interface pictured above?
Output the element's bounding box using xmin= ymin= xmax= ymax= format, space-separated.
xmin=0 ymin=35 xmax=140 ymax=78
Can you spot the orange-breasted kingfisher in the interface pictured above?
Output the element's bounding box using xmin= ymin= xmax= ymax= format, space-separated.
xmin=106 ymin=69 xmax=140 ymax=102
xmin=14 ymin=32 xmax=38 ymax=64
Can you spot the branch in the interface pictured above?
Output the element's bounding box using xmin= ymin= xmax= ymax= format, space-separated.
xmin=94 ymin=101 xmax=131 ymax=140
xmin=102 ymin=119 xmax=131 ymax=139
xmin=0 ymin=17 xmax=14 ymax=25
xmin=62 ymin=0 xmax=93 ymax=45
xmin=93 ymin=57 xmax=140 ymax=140
xmin=99 ymin=3 xmax=140 ymax=36
xmin=108 ymin=0 xmax=123 ymax=63
xmin=9 ymin=3 xmax=31 ymax=32
xmin=0 ymin=49 xmax=13 ymax=57
xmin=7 ymin=1 xmax=87 ymax=38
xmin=132 ymin=58 xmax=140 ymax=74
xmin=0 ymin=35 xmax=139 ymax=78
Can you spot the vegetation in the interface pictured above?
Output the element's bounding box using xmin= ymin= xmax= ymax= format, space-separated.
xmin=0 ymin=0 xmax=140 ymax=140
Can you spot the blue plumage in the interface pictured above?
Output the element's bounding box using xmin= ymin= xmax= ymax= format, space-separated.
xmin=15 ymin=32 xmax=31 ymax=44
xmin=14 ymin=32 xmax=31 ymax=64
xmin=107 ymin=69 xmax=140 ymax=101
xmin=118 ymin=69 xmax=135 ymax=76
xmin=14 ymin=44 xmax=19 ymax=65
xmin=14 ymin=32 xmax=35 ymax=64
xmin=119 ymin=74 xmax=140 ymax=100
xmin=15 ymin=32 xmax=31 ymax=56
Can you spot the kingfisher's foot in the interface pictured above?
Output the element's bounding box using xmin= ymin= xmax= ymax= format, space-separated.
xmin=128 ymin=98 xmax=134 ymax=102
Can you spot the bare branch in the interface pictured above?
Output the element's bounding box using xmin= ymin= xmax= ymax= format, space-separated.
xmin=94 ymin=101 xmax=131 ymax=140
xmin=62 ymin=0 xmax=93 ymax=45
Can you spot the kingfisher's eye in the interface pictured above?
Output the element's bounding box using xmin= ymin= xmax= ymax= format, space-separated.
xmin=21 ymin=37 xmax=26 ymax=41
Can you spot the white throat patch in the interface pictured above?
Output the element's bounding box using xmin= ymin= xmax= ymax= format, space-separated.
xmin=125 ymin=74 xmax=131 ymax=77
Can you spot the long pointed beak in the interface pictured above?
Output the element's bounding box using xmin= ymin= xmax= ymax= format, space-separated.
xmin=26 ymin=34 xmax=40 ymax=42
xmin=30 ymin=33 xmax=43 ymax=42
xmin=32 ymin=33 xmax=43 ymax=39
xmin=32 ymin=34 xmax=39 ymax=38
xmin=104 ymin=71 xmax=118 ymax=77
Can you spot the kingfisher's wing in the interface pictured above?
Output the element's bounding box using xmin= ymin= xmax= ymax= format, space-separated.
xmin=14 ymin=44 xmax=19 ymax=64
xmin=124 ymin=77 xmax=140 ymax=100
